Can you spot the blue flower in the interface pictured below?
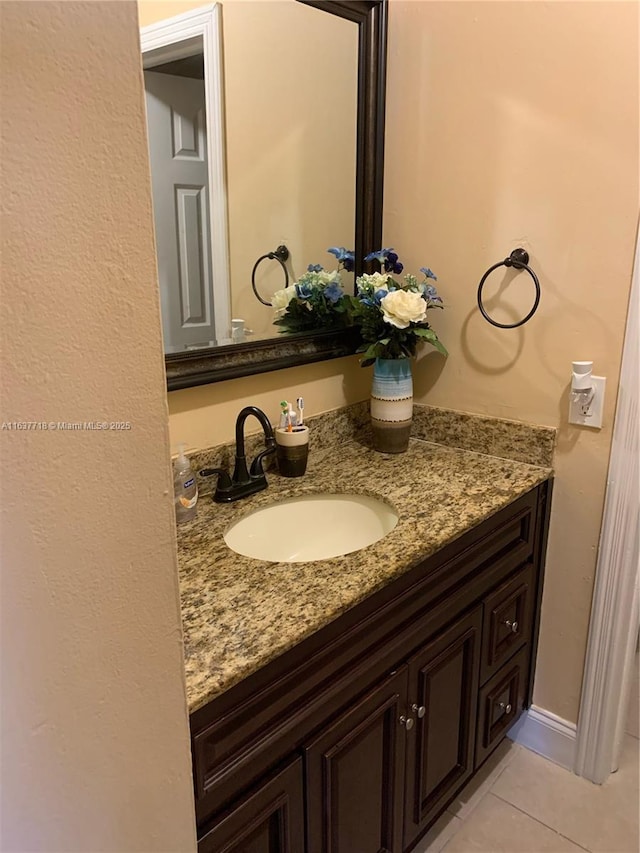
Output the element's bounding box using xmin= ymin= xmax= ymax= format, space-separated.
xmin=384 ymin=251 xmax=403 ymax=274
xmin=307 ymin=263 xmax=323 ymax=273
xmin=328 ymin=247 xmax=355 ymax=272
xmin=359 ymin=296 xmax=377 ymax=308
xmin=324 ymin=282 xmax=343 ymax=305
xmin=420 ymin=267 xmax=438 ymax=281
xmin=374 ymin=289 xmax=389 ymax=304
xmin=328 ymin=247 xmax=354 ymax=264
xmin=365 ymin=248 xmax=392 ymax=264
xmin=365 ymin=248 xmax=403 ymax=274
xmin=424 ymin=284 xmax=442 ymax=304
xmin=296 ymin=282 xmax=313 ymax=300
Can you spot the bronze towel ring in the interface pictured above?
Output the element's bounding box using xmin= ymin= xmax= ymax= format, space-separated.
xmin=477 ymin=248 xmax=541 ymax=329
xmin=251 ymin=245 xmax=290 ymax=306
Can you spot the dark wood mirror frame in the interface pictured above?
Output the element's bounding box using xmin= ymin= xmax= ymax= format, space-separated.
xmin=165 ymin=0 xmax=387 ymax=391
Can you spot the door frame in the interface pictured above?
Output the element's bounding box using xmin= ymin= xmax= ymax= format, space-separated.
xmin=574 ymin=218 xmax=640 ymax=783
xmin=140 ymin=4 xmax=231 ymax=345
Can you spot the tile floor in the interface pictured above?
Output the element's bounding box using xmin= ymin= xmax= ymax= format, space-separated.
xmin=414 ymin=661 xmax=640 ymax=853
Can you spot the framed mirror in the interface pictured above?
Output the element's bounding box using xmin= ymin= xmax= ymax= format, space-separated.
xmin=142 ymin=0 xmax=387 ymax=391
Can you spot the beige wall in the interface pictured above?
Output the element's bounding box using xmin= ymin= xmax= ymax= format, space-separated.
xmin=168 ymin=354 xmax=371 ymax=449
xmin=148 ymin=0 xmax=636 ymax=726
xmin=384 ymin=0 xmax=638 ymax=722
xmin=140 ymin=0 xmax=357 ymax=340
xmin=139 ymin=0 xmax=208 ymax=24
xmin=1 ymin=3 xmax=196 ymax=851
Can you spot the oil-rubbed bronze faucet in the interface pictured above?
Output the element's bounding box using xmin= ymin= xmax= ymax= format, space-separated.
xmin=200 ymin=406 xmax=276 ymax=502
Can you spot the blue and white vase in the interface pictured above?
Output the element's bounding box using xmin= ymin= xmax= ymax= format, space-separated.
xmin=370 ymin=357 xmax=413 ymax=453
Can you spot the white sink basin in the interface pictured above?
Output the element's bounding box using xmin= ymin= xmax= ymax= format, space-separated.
xmin=224 ymin=493 xmax=398 ymax=563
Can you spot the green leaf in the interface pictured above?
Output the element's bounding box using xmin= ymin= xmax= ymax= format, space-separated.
xmin=414 ymin=327 xmax=448 ymax=355
xmin=363 ymin=343 xmax=380 ymax=360
xmin=413 ymin=327 xmax=436 ymax=339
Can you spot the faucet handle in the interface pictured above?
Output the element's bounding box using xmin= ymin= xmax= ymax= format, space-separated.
xmin=199 ymin=467 xmax=233 ymax=492
xmin=249 ymin=442 xmax=276 ymax=478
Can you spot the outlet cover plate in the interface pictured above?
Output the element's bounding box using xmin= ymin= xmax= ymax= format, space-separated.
xmin=568 ymin=375 xmax=606 ymax=428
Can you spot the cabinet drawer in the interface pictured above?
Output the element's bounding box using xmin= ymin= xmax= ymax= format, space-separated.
xmin=198 ymin=756 xmax=305 ymax=853
xmin=481 ymin=563 xmax=534 ymax=684
xmin=476 ymin=645 xmax=529 ymax=767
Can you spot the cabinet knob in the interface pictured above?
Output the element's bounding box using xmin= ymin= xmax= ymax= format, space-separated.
xmin=504 ymin=619 xmax=519 ymax=633
xmin=498 ymin=701 xmax=513 ymax=714
xmin=399 ymin=715 xmax=414 ymax=730
xmin=411 ymin=703 xmax=426 ymax=718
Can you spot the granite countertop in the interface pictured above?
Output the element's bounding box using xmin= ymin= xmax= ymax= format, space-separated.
xmin=177 ymin=435 xmax=551 ymax=714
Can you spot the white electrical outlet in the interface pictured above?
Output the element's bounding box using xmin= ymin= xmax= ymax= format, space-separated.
xmin=568 ymin=375 xmax=606 ymax=428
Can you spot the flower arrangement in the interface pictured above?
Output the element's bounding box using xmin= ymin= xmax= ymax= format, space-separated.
xmin=349 ymin=248 xmax=447 ymax=367
xmin=272 ymin=248 xmax=354 ymax=334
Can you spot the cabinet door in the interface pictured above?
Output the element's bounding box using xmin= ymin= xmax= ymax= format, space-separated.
xmin=403 ymin=607 xmax=482 ymax=849
xmin=198 ymin=757 xmax=304 ymax=853
xmin=476 ymin=645 xmax=529 ymax=767
xmin=305 ymin=667 xmax=409 ymax=853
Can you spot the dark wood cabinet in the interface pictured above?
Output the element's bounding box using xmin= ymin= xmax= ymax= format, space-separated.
xmin=198 ymin=757 xmax=305 ymax=853
xmin=476 ymin=645 xmax=530 ymax=766
xmin=481 ymin=563 xmax=533 ymax=684
xmin=403 ymin=607 xmax=482 ymax=849
xmin=305 ymin=668 xmax=408 ymax=853
xmin=191 ymin=482 xmax=552 ymax=853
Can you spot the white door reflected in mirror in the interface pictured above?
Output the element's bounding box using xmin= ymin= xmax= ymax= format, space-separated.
xmin=145 ymin=69 xmax=229 ymax=350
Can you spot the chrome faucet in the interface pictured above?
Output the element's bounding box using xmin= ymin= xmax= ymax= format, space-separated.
xmin=200 ymin=406 xmax=276 ymax=502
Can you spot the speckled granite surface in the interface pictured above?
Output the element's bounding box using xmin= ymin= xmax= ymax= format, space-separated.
xmin=412 ymin=406 xmax=556 ymax=467
xmin=184 ymin=402 xmax=555 ymax=481
xmin=178 ymin=436 xmax=551 ymax=714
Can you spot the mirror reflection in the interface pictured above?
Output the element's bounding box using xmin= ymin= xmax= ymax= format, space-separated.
xmin=142 ymin=1 xmax=358 ymax=354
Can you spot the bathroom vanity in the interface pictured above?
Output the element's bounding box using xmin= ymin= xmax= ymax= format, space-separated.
xmin=178 ymin=429 xmax=552 ymax=852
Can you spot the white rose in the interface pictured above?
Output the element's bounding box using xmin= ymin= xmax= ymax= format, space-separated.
xmin=272 ymin=287 xmax=296 ymax=317
xmin=380 ymin=290 xmax=427 ymax=328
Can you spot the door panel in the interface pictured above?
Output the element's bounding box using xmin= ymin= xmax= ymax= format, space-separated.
xmin=305 ymin=668 xmax=409 ymax=853
xmin=404 ymin=607 xmax=482 ymax=849
xmin=198 ymin=757 xmax=304 ymax=853
xmin=144 ymin=70 xmax=224 ymax=349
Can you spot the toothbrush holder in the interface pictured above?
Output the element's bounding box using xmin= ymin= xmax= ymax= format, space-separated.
xmin=275 ymin=425 xmax=309 ymax=478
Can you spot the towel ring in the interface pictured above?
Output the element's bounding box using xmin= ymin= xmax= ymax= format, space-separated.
xmin=251 ymin=245 xmax=290 ymax=306
xmin=477 ymin=248 xmax=541 ymax=329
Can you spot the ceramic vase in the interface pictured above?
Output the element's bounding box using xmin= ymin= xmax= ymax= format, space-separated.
xmin=370 ymin=357 xmax=413 ymax=453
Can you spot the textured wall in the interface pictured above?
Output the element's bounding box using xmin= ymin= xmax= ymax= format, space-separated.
xmin=1 ymin=2 xmax=196 ymax=850
xmin=384 ymin=0 xmax=638 ymax=722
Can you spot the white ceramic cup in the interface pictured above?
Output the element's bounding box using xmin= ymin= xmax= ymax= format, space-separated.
xmin=275 ymin=426 xmax=309 ymax=476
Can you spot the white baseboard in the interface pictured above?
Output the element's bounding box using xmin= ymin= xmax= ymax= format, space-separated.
xmin=508 ymin=705 xmax=577 ymax=771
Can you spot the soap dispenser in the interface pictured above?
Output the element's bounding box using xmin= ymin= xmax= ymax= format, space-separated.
xmin=173 ymin=443 xmax=198 ymax=523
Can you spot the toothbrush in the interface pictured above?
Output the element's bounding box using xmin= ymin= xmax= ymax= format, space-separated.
xmin=296 ymin=397 xmax=304 ymax=426
xmin=280 ymin=400 xmax=288 ymax=429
